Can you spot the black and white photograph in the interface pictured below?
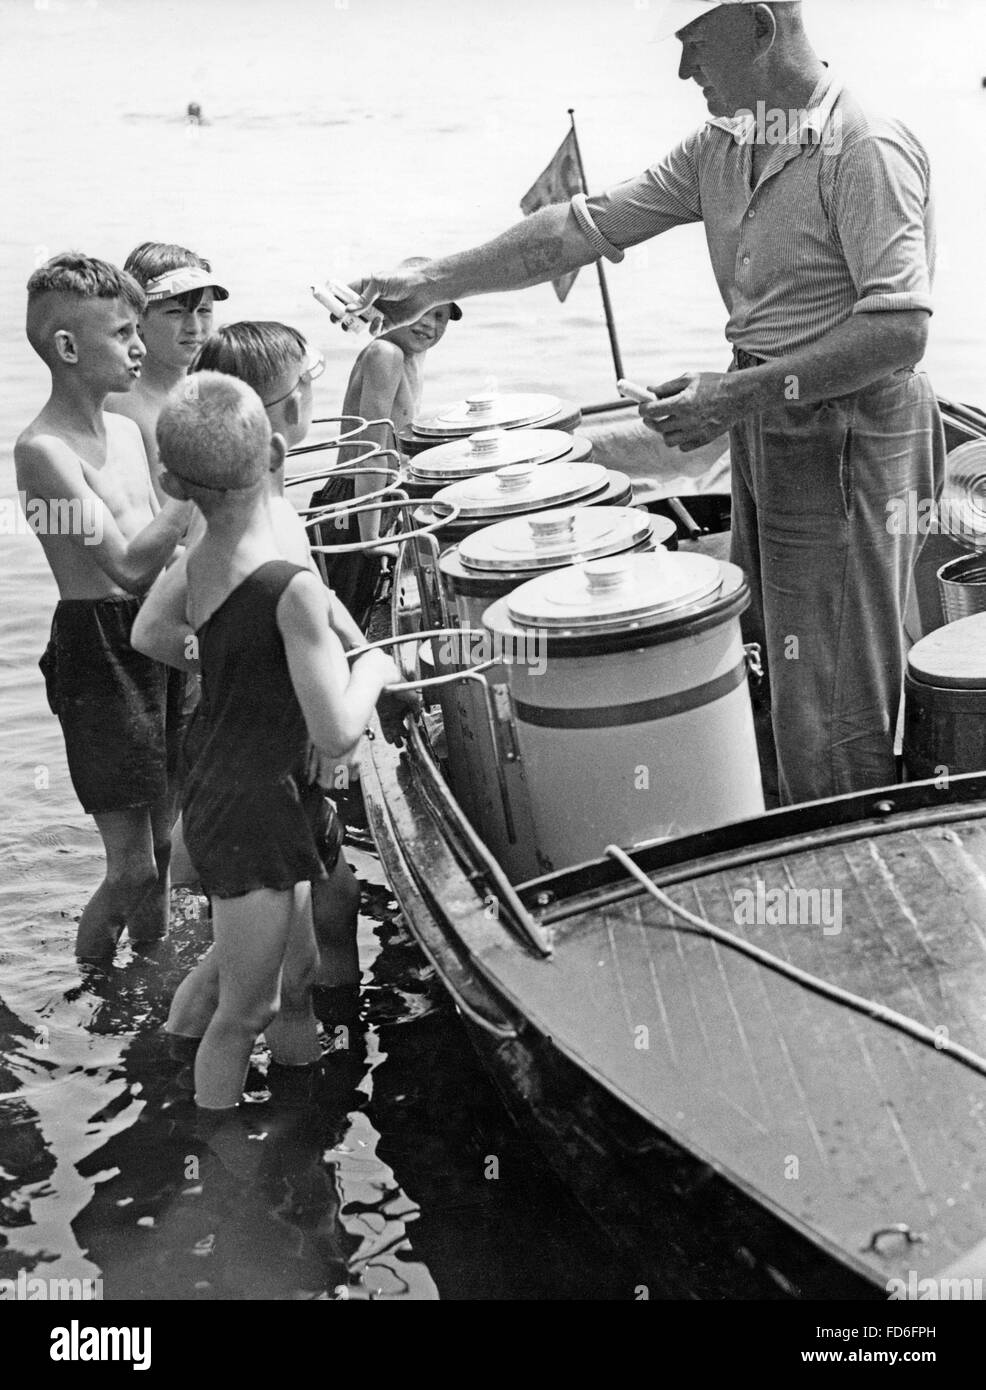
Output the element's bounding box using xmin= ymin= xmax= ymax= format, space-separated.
xmin=1 ymin=0 xmax=985 ymax=1341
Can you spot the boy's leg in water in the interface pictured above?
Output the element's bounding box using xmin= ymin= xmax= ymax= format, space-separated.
xmin=265 ymin=881 xmax=321 ymax=1067
xmin=166 ymin=944 xmax=218 ymax=1049
xmin=194 ymin=885 xmax=297 ymax=1110
xmin=76 ymin=807 xmax=159 ymax=961
xmin=127 ymin=791 xmax=173 ymax=944
xmin=168 ymin=812 xmax=200 ymax=889
xmin=311 ymin=857 xmax=360 ymax=988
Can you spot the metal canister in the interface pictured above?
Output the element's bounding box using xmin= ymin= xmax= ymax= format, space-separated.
xmin=435 ymin=508 xmax=677 ymax=882
xmin=482 ymin=552 xmax=765 ymax=873
xmin=903 ymin=610 xmax=986 ymax=780
xmin=400 ymin=390 xmax=582 ymax=456
xmin=402 ymin=427 xmax=593 ymax=501
xmin=411 ymin=459 xmax=635 ymax=630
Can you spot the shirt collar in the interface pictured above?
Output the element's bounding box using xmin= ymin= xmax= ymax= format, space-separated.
xmin=707 ymin=72 xmax=843 ymax=147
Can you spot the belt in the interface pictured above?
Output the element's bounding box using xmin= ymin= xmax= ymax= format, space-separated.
xmin=733 ymin=348 xmax=767 ymax=370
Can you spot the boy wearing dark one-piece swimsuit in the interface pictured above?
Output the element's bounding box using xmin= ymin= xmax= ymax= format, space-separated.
xmin=15 ymin=253 xmax=194 ymax=961
xmin=155 ymin=372 xmax=398 ymax=1112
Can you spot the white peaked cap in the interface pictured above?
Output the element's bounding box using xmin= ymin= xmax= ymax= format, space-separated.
xmin=654 ymin=0 xmax=795 ymax=42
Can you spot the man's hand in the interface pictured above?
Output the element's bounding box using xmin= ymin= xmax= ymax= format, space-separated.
xmin=343 ymin=267 xmax=442 ymax=335
xmin=639 ymin=372 xmax=752 ymax=452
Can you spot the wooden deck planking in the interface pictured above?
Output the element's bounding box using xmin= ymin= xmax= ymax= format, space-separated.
xmin=480 ymin=818 xmax=986 ymax=1277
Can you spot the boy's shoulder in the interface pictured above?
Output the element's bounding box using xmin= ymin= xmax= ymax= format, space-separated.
xmin=359 ymin=338 xmax=406 ymax=371
xmin=15 ymin=415 xmax=77 ymax=481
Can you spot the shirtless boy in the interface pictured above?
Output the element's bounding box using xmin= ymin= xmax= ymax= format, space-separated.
xmin=15 ymin=252 xmax=193 ymax=960
xmin=337 ymin=258 xmax=461 ymax=544
xmin=313 ymin=260 xmax=461 ymax=623
xmin=106 ymin=242 xmax=228 ymax=501
xmin=153 ymin=373 xmax=397 ymax=1109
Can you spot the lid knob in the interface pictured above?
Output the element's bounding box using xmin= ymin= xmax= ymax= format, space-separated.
xmin=528 ymin=511 xmax=577 ymax=546
xmin=495 ymin=462 xmax=538 ymax=492
xmin=469 ymin=429 xmax=508 ymax=457
xmin=584 ymin=558 xmax=633 ymax=595
xmin=466 ymin=392 xmax=498 ymax=417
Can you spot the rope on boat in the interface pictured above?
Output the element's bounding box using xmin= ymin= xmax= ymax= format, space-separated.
xmin=605 ymin=843 xmax=986 ymax=1081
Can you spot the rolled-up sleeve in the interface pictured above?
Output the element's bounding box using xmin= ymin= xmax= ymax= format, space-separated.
xmin=832 ymin=135 xmax=935 ymax=316
xmin=572 ymin=132 xmax=704 ymax=262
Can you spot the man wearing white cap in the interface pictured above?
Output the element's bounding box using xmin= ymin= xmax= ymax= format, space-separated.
xmin=345 ymin=1 xmax=943 ymax=807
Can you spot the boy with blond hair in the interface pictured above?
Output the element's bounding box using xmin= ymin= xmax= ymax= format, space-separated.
xmin=133 ymin=324 xmax=371 ymax=1072
xmin=15 ymin=252 xmax=192 ymax=959
xmin=154 ymin=371 xmax=396 ymax=1109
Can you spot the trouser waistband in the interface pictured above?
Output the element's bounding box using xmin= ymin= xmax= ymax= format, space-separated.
xmin=733 ymin=348 xmax=768 ymax=370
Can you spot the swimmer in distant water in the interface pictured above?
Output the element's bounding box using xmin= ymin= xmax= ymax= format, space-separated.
xmin=14 ymin=253 xmax=193 ymax=960
xmin=105 ymin=243 xmax=228 ymax=501
xmin=313 ymin=258 xmax=461 ymax=622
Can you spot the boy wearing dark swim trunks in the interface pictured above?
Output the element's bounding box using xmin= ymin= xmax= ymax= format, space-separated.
xmin=15 ymin=252 xmax=194 ymax=960
xmin=155 ymin=372 xmax=398 ymax=1110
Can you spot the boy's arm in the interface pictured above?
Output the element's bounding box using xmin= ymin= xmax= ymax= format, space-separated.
xmin=352 ymin=341 xmax=404 ymax=543
xmin=131 ymin=552 xmax=198 ymax=670
xmin=322 ymin=586 xmax=365 ymax=649
xmin=15 ymin=435 xmax=191 ymax=594
xmin=277 ymin=571 xmax=398 ymax=758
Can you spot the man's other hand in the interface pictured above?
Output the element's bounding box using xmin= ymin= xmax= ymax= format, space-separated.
xmin=640 ymin=372 xmax=748 ymax=451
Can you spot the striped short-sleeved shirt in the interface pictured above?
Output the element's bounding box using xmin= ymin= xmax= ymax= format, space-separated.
xmin=571 ymin=75 xmax=936 ymax=359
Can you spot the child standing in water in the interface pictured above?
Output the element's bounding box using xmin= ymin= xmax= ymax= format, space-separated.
xmin=155 ymin=372 xmax=397 ymax=1110
xmin=133 ymin=324 xmax=371 ymax=1074
xmin=313 ymin=258 xmax=461 ymax=622
xmin=106 ymin=242 xmax=228 ymax=501
xmin=15 ymin=253 xmax=192 ymax=960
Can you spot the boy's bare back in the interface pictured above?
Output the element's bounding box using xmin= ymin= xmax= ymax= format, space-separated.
xmin=16 ymin=408 xmax=159 ymax=602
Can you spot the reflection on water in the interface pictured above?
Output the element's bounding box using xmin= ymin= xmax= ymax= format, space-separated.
xmin=0 ymin=825 xmax=630 ymax=1300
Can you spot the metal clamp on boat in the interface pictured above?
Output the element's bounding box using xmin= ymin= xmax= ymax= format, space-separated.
xmin=346 ymin=628 xmax=552 ymax=961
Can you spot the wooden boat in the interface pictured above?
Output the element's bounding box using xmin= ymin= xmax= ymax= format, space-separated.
xmin=351 ymin=392 xmax=986 ymax=1298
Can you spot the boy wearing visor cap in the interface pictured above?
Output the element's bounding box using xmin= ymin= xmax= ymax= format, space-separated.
xmin=344 ymin=1 xmax=944 ymax=808
xmin=107 ymin=242 xmax=229 ymax=501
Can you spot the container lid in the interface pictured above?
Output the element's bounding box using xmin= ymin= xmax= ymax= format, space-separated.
xmin=432 ymin=460 xmax=608 ymax=519
xmin=506 ymin=551 xmax=723 ymax=632
xmin=908 ymin=611 xmax=986 ymax=689
xmin=409 ymin=427 xmax=575 ymax=482
xmin=413 ymin=391 xmax=561 ymax=437
xmin=459 ymin=505 xmax=655 ymax=573
xmin=938 ymin=440 xmax=986 ymax=552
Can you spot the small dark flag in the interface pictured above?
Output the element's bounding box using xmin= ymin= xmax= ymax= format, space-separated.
xmin=520 ymin=129 xmax=584 ymax=303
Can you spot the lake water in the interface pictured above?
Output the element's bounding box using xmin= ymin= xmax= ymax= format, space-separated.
xmin=1 ymin=0 xmax=984 ymax=1300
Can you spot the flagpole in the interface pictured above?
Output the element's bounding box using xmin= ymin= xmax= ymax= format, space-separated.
xmin=567 ymin=108 xmax=625 ymax=384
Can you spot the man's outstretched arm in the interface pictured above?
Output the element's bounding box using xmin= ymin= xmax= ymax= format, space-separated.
xmin=345 ymin=203 xmax=597 ymax=332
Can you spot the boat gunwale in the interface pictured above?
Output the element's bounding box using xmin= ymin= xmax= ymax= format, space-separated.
xmin=520 ymin=774 xmax=986 ymax=925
